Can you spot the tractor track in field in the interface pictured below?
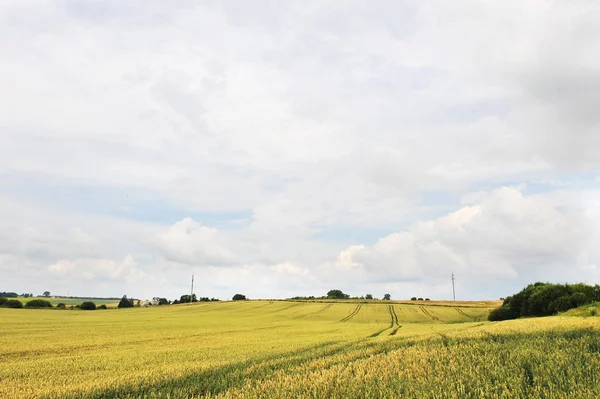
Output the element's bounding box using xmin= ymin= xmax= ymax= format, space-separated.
xmin=455 ymin=307 xmax=489 ymax=322
xmin=272 ymin=303 xmax=302 ymax=313
xmin=369 ymin=305 xmax=401 ymax=337
xmin=474 ymin=312 xmax=488 ymax=322
xmin=387 ymin=305 xmax=402 ymax=336
xmin=455 ymin=308 xmax=469 ymax=317
xmin=316 ymin=303 xmax=333 ymax=313
xmin=455 ymin=307 xmax=481 ymax=321
xmin=389 ymin=305 xmax=399 ymax=326
xmin=420 ymin=306 xmax=439 ymax=321
xmin=294 ymin=304 xmax=334 ymax=319
xmin=389 ymin=325 xmax=402 ymax=336
xmin=339 ymin=304 xmax=362 ymax=322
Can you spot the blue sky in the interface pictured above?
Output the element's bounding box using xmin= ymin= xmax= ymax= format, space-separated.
xmin=1 ymin=0 xmax=599 ymax=301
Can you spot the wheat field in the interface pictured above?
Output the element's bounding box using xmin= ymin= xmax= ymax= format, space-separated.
xmin=1 ymin=300 xmax=598 ymax=398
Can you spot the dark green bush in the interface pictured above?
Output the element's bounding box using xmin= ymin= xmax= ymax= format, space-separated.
xmin=5 ymin=299 xmax=23 ymax=308
xmin=491 ymin=282 xmax=600 ymax=321
xmin=0 ymin=297 xmax=7 ymax=306
xmin=118 ymin=295 xmax=134 ymax=308
xmin=57 ymin=303 xmax=66 ymax=309
xmin=98 ymin=304 xmax=107 ymax=309
xmin=410 ymin=297 xmax=417 ymax=301
xmin=24 ymin=299 xmax=53 ymax=308
xmin=80 ymin=302 xmax=96 ymax=310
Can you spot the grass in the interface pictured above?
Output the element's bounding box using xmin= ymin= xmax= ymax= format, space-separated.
xmin=1 ymin=300 xmax=598 ymax=398
xmin=561 ymin=302 xmax=600 ymax=317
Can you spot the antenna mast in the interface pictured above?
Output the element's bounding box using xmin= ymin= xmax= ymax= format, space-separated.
xmin=190 ymin=274 xmax=194 ymax=303
xmin=451 ymin=272 xmax=456 ymax=301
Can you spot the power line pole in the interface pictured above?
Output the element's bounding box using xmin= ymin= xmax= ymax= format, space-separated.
xmin=190 ymin=274 xmax=194 ymax=304
xmin=451 ymin=272 xmax=456 ymax=301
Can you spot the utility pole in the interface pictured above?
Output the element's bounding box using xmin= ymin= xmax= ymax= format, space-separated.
xmin=451 ymin=272 xmax=456 ymax=301
xmin=190 ymin=274 xmax=194 ymax=303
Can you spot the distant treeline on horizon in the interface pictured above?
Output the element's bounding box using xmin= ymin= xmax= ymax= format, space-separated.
xmin=0 ymin=292 xmax=130 ymax=301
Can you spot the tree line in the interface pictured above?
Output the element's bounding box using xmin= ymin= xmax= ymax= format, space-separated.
xmin=291 ymin=290 xmax=393 ymax=300
xmin=489 ymin=282 xmax=600 ymax=321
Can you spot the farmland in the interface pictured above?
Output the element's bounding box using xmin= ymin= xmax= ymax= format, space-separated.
xmin=1 ymin=300 xmax=599 ymax=398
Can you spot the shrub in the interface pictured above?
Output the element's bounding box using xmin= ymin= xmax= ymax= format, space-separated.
xmin=25 ymin=299 xmax=53 ymax=308
xmin=118 ymin=295 xmax=134 ymax=308
xmin=410 ymin=297 xmax=417 ymax=301
xmin=80 ymin=302 xmax=96 ymax=310
xmin=57 ymin=303 xmax=66 ymax=309
xmin=383 ymin=294 xmax=391 ymax=300
xmin=98 ymin=304 xmax=107 ymax=309
xmin=425 ymin=298 xmax=430 ymax=301
xmin=158 ymin=298 xmax=170 ymax=305
xmin=417 ymin=298 xmax=424 ymax=301
xmin=232 ymin=294 xmax=247 ymax=301
xmin=365 ymin=294 xmax=373 ymax=300
xmin=0 ymin=297 xmax=7 ymax=306
xmin=5 ymin=299 xmax=23 ymax=308
xmin=488 ymin=306 xmax=512 ymax=321
xmin=491 ymin=282 xmax=600 ymax=321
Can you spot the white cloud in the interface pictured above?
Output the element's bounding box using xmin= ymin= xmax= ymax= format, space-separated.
xmin=322 ymin=187 xmax=589 ymax=292
xmin=153 ymin=218 xmax=236 ymax=266
xmin=272 ymin=262 xmax=310 ymax=277
xmin=48 ymin=255 xmax=145 ymax=282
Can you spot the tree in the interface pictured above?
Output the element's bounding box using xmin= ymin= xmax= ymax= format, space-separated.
xmin=327 ymin=289 xmax=349 ymax=299
xmin=57 ymin=303 xmax=66 ymax=309
xmin=118 ymin=295 xmax=134 ymax=308
xmin=80 ymin=301 xmax=96 ymax=310
xmin=383 ymin=294 xmax=391 ymax=300
xmin=42 ymin=291 xmax=51 ymax=297
xmin=417 ymin=297 xmax=424 ymax=301
xmin=232 ymin=294 xmax=247 ymax=301
xmin=365 ymin=294 xmax=373 ymax=300
xmin=410 ymin=297 xmax=417 ymax=301
xmin=180 ymin=294 xmax=197 ymax=303
xmin=98 ymin=304 xmax=107 ymax=309
xmin=25 ymin=299 xmax=52 ymax=308
xmin=158 ymin=298 xmax=170 ymax=305
xmin=490 ymin=282 xmax=600 ymax=321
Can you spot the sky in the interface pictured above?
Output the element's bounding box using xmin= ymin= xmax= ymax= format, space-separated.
xmin=1 ymin=0 xmax=599 ymax=301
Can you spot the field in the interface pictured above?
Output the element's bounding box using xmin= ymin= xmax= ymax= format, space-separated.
xmin=1 ymin=300 xmax=599 ymax=398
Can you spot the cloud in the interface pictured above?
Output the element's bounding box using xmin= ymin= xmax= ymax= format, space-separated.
xmin=272 ymin=262 xmax=310 ymax=277
xmin=48 ymin=255 xmax=145 ymax=282
xmin=153 ymin=218 xmax=236 ymax=266
xmin=322 ymin=187 xmax=589 ymax=291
